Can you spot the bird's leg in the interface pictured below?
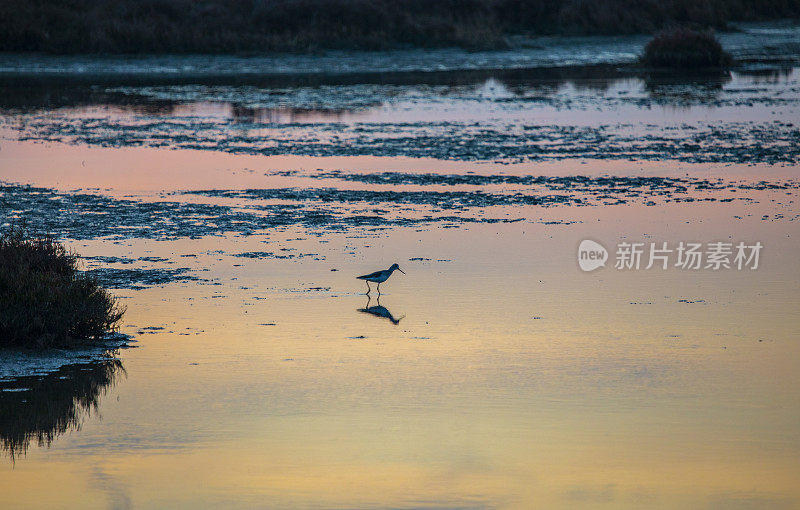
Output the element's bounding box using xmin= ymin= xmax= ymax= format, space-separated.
xmin=377 ymin=282 xmax=381 ymax=295
xmin=365 ymin=281 xmax=371 ymax=295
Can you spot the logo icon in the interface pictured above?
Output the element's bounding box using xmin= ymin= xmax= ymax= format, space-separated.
xmin=578 ymin=239 xmax=608 ymax=272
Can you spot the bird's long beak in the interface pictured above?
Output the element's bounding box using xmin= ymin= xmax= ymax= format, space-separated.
xmin=398 ymin=268 xmax=406 ymax=274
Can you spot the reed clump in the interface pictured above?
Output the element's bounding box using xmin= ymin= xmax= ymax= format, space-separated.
xmin=0 ymin=225 xmax=125 ymax=348
xmin=642 ymin=27 xmax=733 ymax=68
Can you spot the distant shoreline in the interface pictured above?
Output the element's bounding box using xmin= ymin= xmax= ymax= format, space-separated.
xmin=2 ymin=0 xmax=799 ymax=55
xmin=0 ymin=21 xmax=797 ymax=85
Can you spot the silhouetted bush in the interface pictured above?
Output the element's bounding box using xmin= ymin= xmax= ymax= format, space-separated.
xmin=0 ymin=0 xmax=798 ymax=54
xmin=642 ymin=27 xmax=733 ymax=68
xmin=0 ymin=225 xmax=125 ymax=348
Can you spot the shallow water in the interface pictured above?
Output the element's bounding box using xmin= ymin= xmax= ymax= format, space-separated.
xmin=1 ymin=27 xmax=800 ymax=509
xmin=4 ymin=65 xmax=800 ymax=168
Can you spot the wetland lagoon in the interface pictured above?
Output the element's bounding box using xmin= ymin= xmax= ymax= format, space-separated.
xmin=1 ymin=22 xmax=800 ymax=510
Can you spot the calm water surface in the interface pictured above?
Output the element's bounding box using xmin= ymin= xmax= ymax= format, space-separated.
xmin=1 ymin=35 xmax=799 ymax=509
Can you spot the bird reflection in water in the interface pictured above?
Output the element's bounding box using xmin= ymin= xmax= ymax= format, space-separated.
xmin=0 ymin=357 xmax=125 ymax=462
xmin=358 ymin=295 xmax=404 ymax=325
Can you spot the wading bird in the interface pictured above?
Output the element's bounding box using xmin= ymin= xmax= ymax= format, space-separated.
xmin=356 ymin=263 xmax=405 ymax=295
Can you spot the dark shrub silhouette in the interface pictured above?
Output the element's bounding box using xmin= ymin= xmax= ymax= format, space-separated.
xmin=0 ymin=225 xmax=125 ymax=348
xmin=642 ymin=27 xmax=733 ymax=68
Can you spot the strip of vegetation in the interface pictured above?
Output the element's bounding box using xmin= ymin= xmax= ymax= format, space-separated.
xmin=641 ymin=27 xmax=733 ymax=68
xmin=0 ymin=225 xmax=125 ymax=348
xmin=1 ymin=0 xmax=798 ymax=54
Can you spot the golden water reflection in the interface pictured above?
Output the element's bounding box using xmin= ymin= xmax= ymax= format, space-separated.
xmin=2 ymin=203 xmax=797 ymax=508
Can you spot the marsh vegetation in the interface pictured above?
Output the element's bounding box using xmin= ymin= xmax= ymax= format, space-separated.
xmin=642 ymin=27 xmax=733 ymax=68
xmin=1 ymin=0 xmax=797 ymax=54
xmin=0 ymin=225 xmax=125 ymax=348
